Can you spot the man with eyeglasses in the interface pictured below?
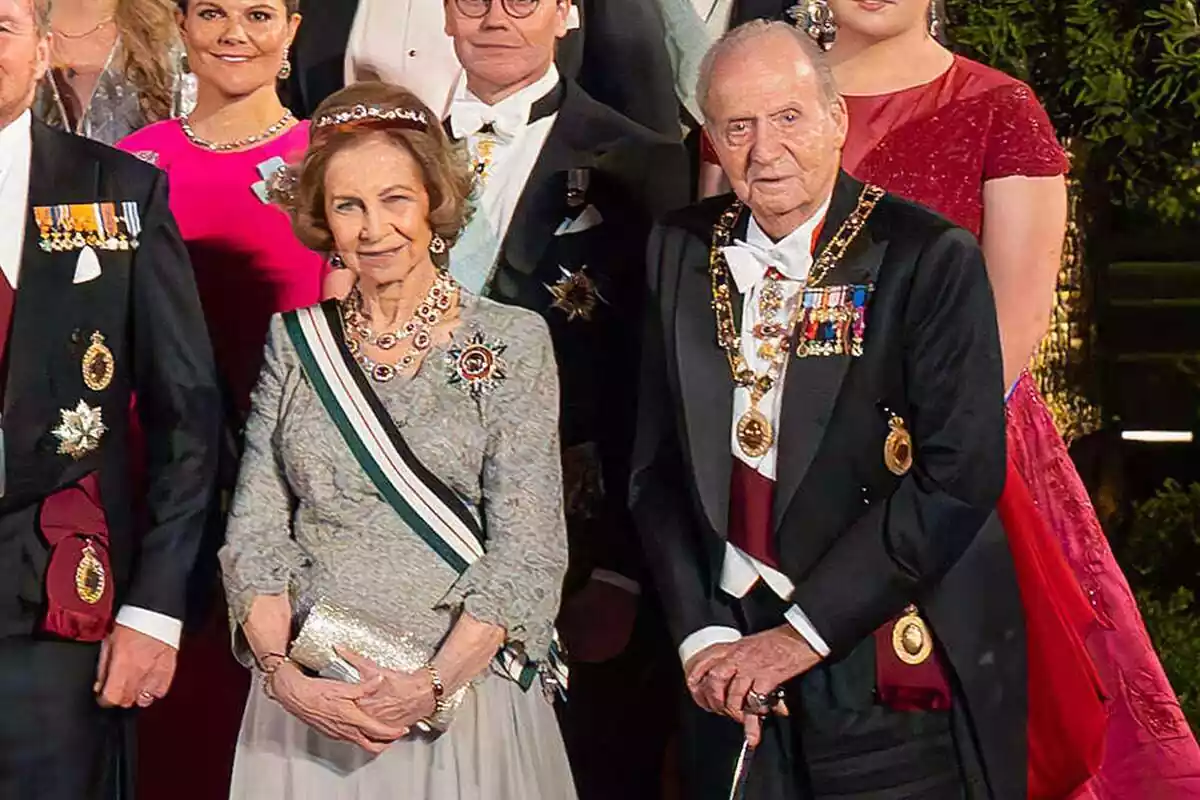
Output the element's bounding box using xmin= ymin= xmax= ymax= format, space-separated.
xmin=288 ymin=0 xmax=679 ymax=138
xmin=443 ymin=1 xmax=689 ymax=798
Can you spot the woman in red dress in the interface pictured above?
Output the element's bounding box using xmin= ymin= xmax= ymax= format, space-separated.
xmin=821 ymin=1 xmax=1200 ymax=797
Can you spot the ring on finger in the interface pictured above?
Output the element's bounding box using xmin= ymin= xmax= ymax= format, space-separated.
xmin=744 ymin=687 xmax=785 ymax=716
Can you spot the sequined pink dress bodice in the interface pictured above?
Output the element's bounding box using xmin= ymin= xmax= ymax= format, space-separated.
xmin=844 ymin=55 xmax=1200 ymax=798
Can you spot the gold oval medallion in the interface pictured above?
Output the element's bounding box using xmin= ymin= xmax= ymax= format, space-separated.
xmin=82 ymin=332 xmax=115 ymax=392
xmin=736 ymin=407 xmax=774 ymax=458
xmin=75 ymin=542 xmax=107 ymax=605
xmin=884 ymin=415 xmax=913 ymax=476
xmin=892 ymin=606 xmax=933 ymax=666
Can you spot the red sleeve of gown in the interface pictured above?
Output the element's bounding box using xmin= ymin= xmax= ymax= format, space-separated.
xmin=983 ymin=83 xmax=1070 ymax=180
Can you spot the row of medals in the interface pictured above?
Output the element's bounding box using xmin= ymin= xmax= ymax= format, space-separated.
xmin=342 ymin=273 xmax=459 ymax=383
xmin=42 ymin=230 xmax=135 ymax=252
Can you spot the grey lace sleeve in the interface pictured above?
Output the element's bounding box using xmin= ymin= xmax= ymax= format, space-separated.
xmin=440 ymin=315 xmax=568 ymax=661
xmin=219 ymin=315 xmax=305 ymax=632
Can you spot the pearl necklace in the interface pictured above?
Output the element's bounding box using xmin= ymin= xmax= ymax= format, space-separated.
xmin=180 ymin=110 xmax=295 ymax=152
xmin=342 ymin=273 xmax=459 ymax=383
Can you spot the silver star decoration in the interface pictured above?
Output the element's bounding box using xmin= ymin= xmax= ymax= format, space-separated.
xmin=52 ymin=401 xmax=107 ymax=460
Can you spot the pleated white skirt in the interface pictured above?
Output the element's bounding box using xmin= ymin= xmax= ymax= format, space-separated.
xmin=229 ymin=674 xmax=578 ymax=799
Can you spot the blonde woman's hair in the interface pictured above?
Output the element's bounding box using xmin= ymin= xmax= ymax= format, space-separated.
xmin=117 ymin=0 xmax=182 ymax=123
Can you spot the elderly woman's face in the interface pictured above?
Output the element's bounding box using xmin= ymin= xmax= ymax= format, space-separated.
xmin=179 ymin=0 xmax=298 ymax=99
xmin=324 ymin=133 xmax=434 ymax=288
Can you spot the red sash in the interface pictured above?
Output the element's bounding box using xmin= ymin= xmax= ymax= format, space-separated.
xmin=39 ymin=473 xmax=115 ymax=642
xmin=998 ymin=453 xmax=1108 ymax=798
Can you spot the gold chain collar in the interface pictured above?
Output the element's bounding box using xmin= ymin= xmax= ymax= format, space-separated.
xmin=709 ymin=185 xmax=886 ymax=459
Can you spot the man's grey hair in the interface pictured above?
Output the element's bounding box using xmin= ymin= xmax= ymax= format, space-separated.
xmin=696 ymin=20 xmax=840 ymax=122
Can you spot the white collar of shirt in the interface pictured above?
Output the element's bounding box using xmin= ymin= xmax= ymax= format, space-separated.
xmin=722 ymin=196 xmax=832 ymax=295
xmin=449 ymin=63 xmax=561 ymax=141
xmin=0 ymin=110 xmax=33 ymax=289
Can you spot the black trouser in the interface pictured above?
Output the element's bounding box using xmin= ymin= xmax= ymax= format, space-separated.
xmin=680 ymin=585 xmax=968 ymax=800
xmin=557 ymin=604 xmax=679 ymax=800
xmin=0 ymin=637 xmax=132 ymax=800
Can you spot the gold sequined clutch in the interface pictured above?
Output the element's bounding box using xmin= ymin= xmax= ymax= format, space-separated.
xmin=288 ymin=597 xmax=467 ymax=732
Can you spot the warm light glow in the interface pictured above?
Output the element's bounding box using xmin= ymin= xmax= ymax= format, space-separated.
xmin=1121 ymin=430 xmax=1195 ymax=444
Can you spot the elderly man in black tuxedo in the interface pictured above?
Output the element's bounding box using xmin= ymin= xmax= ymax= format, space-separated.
xmin=439 ymin=1 xmax=689 ymax=797
xmin=0 ymin=0 xmax=220 ymax=797
xmin=631 ymin=20 xmax=1026 ymax=800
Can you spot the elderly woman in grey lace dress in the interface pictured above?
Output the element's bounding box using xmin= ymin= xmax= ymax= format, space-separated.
xmin=218 ymin=81 xmax=576 ymax=799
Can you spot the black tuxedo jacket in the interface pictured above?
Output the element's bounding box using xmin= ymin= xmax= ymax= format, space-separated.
xmin=631 ymin=173 xmax=1026 ymax=796
xmin=289 ymin=0 xmax=679 ymax=137
xmin=731 ymin=0 xmax=794 ymax=24
xmin=0 ymin=121 xmax=221 ymax=638
xmin=456 ymin=79 xmax=688 ymax=587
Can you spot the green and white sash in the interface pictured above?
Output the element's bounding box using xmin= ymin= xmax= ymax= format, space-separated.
xmin=283 ymin=302 xmax=568 ymax=693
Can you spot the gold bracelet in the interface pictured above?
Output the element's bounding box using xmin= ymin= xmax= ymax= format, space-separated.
xmin=423 ymin=662 xmax=447 ymax=714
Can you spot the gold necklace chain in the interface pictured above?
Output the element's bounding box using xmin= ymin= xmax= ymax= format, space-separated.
xmin=180 ymin=109 xmax=295 ymax=153
xmin=709 ymin=184 xmax=885 ymax=457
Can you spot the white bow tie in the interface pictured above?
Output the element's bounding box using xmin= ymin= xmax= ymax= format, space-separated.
xmin=721 ymin=240 xmax=814 ymax=295
xmin=449 ymin=99 xmax=527 ymax=141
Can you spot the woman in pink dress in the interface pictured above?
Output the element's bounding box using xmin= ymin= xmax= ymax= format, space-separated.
xmin=117 ymin=1 xmax=323 ymax=797
xmin=818 ymin=1 xmax=1200 ymax=797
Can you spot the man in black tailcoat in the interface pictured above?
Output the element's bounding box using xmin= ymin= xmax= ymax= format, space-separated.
xmin=439 ymin=1 xmax=689 ymax=797
xmin=631 ymin=20 xmax=1027 ymax=799
xmin=0 ymin=1 xmax=221 ymax=796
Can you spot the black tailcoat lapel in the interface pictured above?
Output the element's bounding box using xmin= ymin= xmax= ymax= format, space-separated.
xmin=3 ymin=123 xmax=102 ymax=502
xmin=772 ymin=172 xmax=886 ymax=528
xmin=674 ymin=205 xmax=750 ymax=539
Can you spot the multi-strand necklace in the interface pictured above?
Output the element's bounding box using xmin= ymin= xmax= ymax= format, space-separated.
xmin=709 ymin=184 xmax=885 ymax=458
xmin=342 ymin=272 xmax=459 ymax=383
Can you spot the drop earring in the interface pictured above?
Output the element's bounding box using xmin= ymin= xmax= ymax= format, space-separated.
xmin=928 ymin=1 xmax=942 ymax=40
xmin=278 ymin=47 xmax=293 ymax=81
xmin=786 ymin=1 xmax=836 ymax=50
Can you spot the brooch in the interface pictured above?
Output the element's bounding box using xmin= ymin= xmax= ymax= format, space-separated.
xmin=130 ymin=150 xmax=159 ymax=166
xmin=883 ymin=412 xmax=913 ymax=477
xmin=52 ymin=401 xmax=107 ymax=459
xmin=446 ymin=330 xmax=507 ymax=398
xmin=546 ymin=266 xmax=604 ymax=322
xmin=75 ymin=541 xmax=107 ymax=605
xmin=81 ymin=332 xmax=114 ymax=392
xmin=252 ymin=156 xmax=289 ymax=204
xmin=892 ymin=605 xmax=933 ymax=665
xmin=33 ymin=202 xmax=141 ymax=252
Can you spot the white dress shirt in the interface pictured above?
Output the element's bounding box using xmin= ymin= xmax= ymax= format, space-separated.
xmin=0 ymin=110 xmax=180 ymax=649
xmin=345 ymin=1 xmax=581 ymax=121
xmin=447 ymin=65 xmax=562 ymax=294
xmin=678 ymin=198 xmax=834 ymax=666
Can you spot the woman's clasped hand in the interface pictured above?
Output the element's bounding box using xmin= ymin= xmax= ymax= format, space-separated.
xmin=265 ymin=648 xmax=441 ymax=754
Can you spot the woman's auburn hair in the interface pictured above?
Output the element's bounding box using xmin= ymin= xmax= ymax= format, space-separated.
xmin=290 ymin=82 xmax=474 ymax=255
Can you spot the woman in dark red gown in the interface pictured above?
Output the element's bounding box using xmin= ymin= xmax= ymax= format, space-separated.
xmin=822 ymin=1 xmax=1200 ymax=797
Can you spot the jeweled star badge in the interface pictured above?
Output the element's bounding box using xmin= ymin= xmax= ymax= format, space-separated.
xmin=52 ymin=401 xmax=107 ymax=459
xmin=446 ymin=330 xmax=507 ymax=398
xmin=81 ymin=332 xmax=114 ymax=392
xmin=546 ymin=266 xmax=604 ymax=322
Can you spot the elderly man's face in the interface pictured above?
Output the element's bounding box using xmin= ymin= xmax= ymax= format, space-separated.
xmin=445 ymin=0 xmax=571 ymax=100
xmin=0 ymin=0 xmax=49 ymax=129
xmin=705 ymin=32 xmax=847 ymax=235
